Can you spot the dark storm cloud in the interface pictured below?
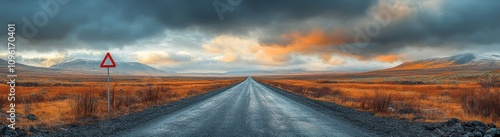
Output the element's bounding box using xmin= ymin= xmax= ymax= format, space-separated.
xmin=341 ymin=0 xmax=500 ymax=58
xmin=0 ymin=0 xmax=376 ymax=51
xmin=255 ymin=0 xmax=500 ymax=60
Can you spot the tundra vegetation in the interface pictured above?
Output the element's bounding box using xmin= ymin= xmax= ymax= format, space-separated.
xmin=256 ymin=71 xmax=500 ymax=126
xmin=0 ymin=75 xmax=244 ymax=131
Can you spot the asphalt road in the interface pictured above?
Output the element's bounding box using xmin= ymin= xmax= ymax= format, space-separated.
xmin=115 ymin=77 xmax=376 ymax=137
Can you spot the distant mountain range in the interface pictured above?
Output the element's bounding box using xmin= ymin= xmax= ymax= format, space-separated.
xmin=225 ymin=69 xmax=306 ymax=75
xmin=0 ymin=58 xmax=173 ymax=76
xmin=225 ymin=53 xmax=500 ymax=76
xmin=0 ymin=59 xmax=81 ymax=77
xmin=390 ymin=53 xmax=500 ymax=71
xmin=50 ymin=59 xmax=174 ymax=75
xmin=1 ymin=53 xmax=499 ymax=76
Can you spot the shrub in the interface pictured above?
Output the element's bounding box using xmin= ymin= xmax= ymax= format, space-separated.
xmin=293 ymin=86 xmax=305 ymax=95
xmin=51 ymin=92 xmax=68 ymax=101
xmin=359 ymin=93 xmax=392 ymax=113
xmin=479 ymin=74 xmax=500 ymax=88
xmin=460 ymin=89 xmax=500 ymax=121
xmin=309 ymin=87 xmax=330 ymax=98
xmin=143 ymin=86 xmax=160 ymax=103
xmin=115 ymin=93 xmax=138 ymax=111
xmin=70 ymin=91 xmax=97 ymax=118
xmin=265 ymin=82 xmax=306 ymax=95
xmin=21 ymin=92 xmax=46 ymax=104
xmin=330 ymin=88 xmax=342 ymax=97
xmin=289 ymin=85 xmax=305 ymax=95
xmin=206 ymin=84 xmax=224 ymax=91
xmin=394 ymin=102 xmax=421 ymax=115
xmin=99 ymin=90 xmax=108 ymax=99
xmin=188 ymin=90 xmax=198 ymax=96
xmin=0 ymin=97 xmax=6 ymax=110
xmin=30 ymin=93 xmax=45 ymax=103
xmin=165 ymin=90 xmax=178 ymax=99
xmin=158 ymin=86 xmax=169 ymax=93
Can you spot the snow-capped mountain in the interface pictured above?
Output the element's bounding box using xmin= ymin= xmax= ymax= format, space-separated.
xmin=50 ymin=59 xmax=174 ymax=75
xmin=391 ymin=53 xmax=500 ymax=70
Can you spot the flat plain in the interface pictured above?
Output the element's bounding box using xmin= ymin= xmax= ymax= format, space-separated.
xmin=0 ymin=75 xmax=244 ymax=130
xmin=255 ymin=70 xmax=500 ymax=126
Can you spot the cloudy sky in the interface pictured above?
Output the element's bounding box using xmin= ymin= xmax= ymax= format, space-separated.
xmin=2 ymin=0 xmax=500 ymax=73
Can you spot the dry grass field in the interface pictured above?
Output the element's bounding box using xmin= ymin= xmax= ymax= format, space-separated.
xmin=0 ymin=75 xmax=244 ymax=130
xmin=255 ymin=70 xmax=500 ymax=126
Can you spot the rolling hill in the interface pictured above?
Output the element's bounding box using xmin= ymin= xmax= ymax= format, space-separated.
xmin=356 ymin=53 xmax=500 ymax=76
xmin=390 ymin=53 xmax=500 ymax=71
xmin=0 ymin=59 xmax=82 ymax=77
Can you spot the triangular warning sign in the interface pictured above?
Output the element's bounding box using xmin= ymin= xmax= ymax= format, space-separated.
xmin=100 ymin=52 xmax=116 ymax=68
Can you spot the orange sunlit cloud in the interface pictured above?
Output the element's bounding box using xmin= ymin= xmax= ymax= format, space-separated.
xmin=137 ymin=52 xmax=180 ymax=65
xmin=220 ymin=53 xmax=239 ymax=63
xmin=137 ymin=52 xmax=191 ymax=65
xmin=374 ymin=54 xmax=402 ymax=63
xmin=257 ymin=28 xmax=346 ymax=55
xmin=253 ymin=28 xmax=365 ymax=64
xmin=202 ymin=28 xmax=405 ymax=67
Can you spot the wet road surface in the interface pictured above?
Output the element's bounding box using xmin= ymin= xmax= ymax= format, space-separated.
xmin=117 ymin=77 xmax=375 ymax=137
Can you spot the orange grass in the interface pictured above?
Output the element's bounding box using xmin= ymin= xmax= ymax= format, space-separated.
xmin=0 ymin=76 xmax=244 ymax=130
xmin=255 ymin=71 xmax=500 ymax=126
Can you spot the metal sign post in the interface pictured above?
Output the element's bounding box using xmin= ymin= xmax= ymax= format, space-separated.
xmin=107 ymin=67 xmax=110 ymax=112
xmin=100 ymin=52 xmax=116 ymax=112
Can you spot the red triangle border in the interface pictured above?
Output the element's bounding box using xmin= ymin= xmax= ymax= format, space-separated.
xmin=100 ymin=52 xmax=116 ymax=68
